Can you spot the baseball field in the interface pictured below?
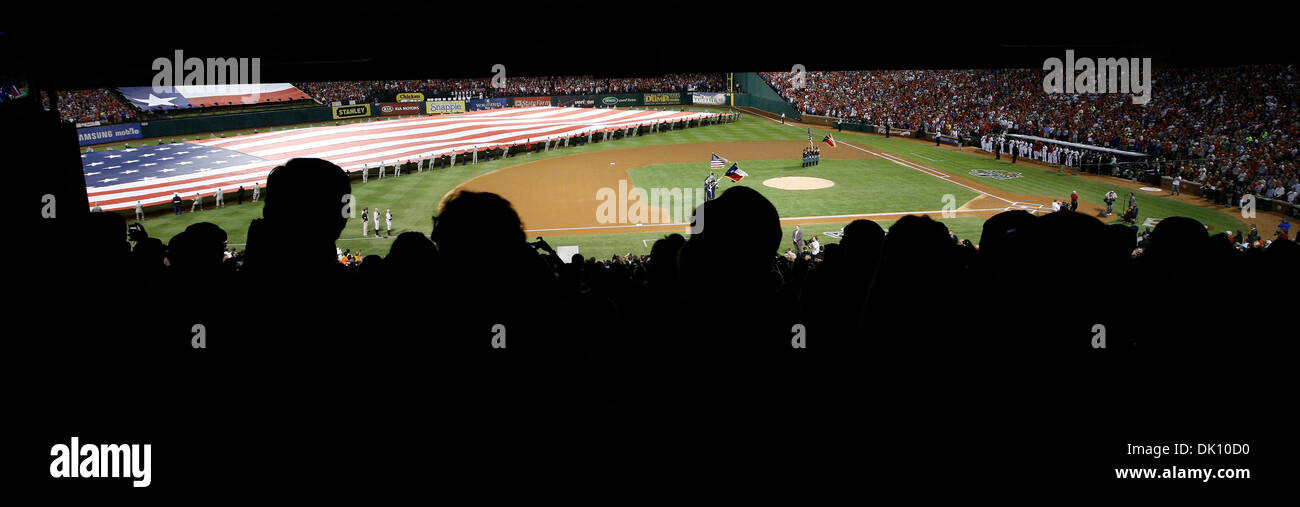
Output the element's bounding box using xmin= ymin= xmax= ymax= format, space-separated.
xmin=121 ymin=107 xmax=1257 ymax=260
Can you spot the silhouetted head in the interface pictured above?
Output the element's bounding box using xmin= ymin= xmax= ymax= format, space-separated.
xmin=696 ymin=185 xmax=780 ymax=268
xmin=647 ymin=233 xmax=686 ymax=287
xmin=262 ymin=158 xmax=351 ymax=242
xmin=1146 ymin=216 xmax=1208 ymax=259
xmin=130 ymin=237 xmax=166 ymax=274
xmin=881 ymin=215 xmax=952 ymax=266
xmin=679 ymin=186 xmax=781 ymax=291
xmin=82 ymin=211 xmax=129 ymax=270
xmin=358 ymin=254 xmax=385 ymax=277
xmin=978 ymin=210 xmax=1037 ymax=261
xmin=840 ymin=219 xmax=884 ymax=262
xmin=385 ymin=231 xmax=438 ymax=275
xmin=175 ymin=222 xmax=228 ymax=272
xmin=432 ymin=191 xmax=526 ymax=264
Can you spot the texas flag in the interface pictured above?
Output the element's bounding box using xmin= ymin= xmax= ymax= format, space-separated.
xmin=823 ymin=134 xmax=837 ymax=148
xmin=118 ymin=83 xmax=311 ymax=111
xmin=724 ymin=162 xmax=747 ymax=182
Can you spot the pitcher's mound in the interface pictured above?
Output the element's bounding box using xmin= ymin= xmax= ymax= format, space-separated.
xmin=763 ymin=176 xmax=835 ymax=190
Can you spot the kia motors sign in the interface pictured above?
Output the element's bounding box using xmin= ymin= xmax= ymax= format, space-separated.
xmin=378 ymin=102 xmax=422 ymax=116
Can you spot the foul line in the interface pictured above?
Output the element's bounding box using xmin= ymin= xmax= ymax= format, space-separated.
xmin=745 ymin=111 xmax=1015 ymax=205
xmin=229 ymin=203 xmax=1028 ymax=246
xmin=520 ymin=207 xmax=1013 ymax=234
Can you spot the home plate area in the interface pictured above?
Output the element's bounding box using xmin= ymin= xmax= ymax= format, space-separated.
xmin=1006 ymin=202 xmax=1048 ymax=214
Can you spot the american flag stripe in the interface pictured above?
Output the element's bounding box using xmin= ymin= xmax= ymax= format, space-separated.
xmin=84 ymin=106 xmax=717 ymax=210
xmin=197 ymin=108 xmax=680 ymax=156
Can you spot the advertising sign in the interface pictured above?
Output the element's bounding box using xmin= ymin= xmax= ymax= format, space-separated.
xmin=76 ymin=123 xmax=143 ymax=147
xmin=332 ymin=104 xmax=371 ymax=119
xmin=378 ymin=102 xmax=422 ymax=116
xmin=426 ymin=100 xmax=467 ymax=114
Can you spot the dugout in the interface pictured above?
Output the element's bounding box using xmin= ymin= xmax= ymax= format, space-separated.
xmin=1003 ymin=134 xmax=1153 ymax=183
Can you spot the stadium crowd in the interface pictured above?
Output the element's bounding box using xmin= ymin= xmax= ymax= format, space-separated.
xmin=49 ymin=74 xmax=724 ymax=125
xmin=765 ymin=66 xmax=1300 ymax=210
xmin=294 ymin=73 xmax=726 ymax=104
xmin=53 ymin=88 xmax=137 ymax=124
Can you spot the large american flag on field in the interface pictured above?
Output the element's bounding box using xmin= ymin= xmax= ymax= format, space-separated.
xmin=83 ymin=106 xmax=719 ymax=211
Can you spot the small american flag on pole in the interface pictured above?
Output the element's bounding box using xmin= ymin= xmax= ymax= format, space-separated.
xmin=710 ymin=153 xmax=728 ymax=168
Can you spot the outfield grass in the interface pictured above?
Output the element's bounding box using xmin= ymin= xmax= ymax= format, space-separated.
xmin=628 ymin=158 xmax=977 ymax=223
xmin=808 ymin=128 xmax=1248 ymax=234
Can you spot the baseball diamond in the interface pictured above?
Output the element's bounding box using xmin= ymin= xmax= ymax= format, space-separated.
xmin=97 ymin=107 xmax=1279 ymax=260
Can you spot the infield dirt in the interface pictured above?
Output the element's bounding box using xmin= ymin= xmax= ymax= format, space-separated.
xmin=445 ymin=139 xmax=1112 ymax=236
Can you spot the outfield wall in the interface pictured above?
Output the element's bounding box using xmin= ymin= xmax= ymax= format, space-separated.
xmin=800 ymin=114 xmax=838 ymax=127
xmin=137 ymin=105 xmax=335 ymax=139
xmin=732 ymin=72 xmax=802 ymax=121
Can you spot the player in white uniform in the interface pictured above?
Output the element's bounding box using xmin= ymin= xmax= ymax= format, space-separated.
xmin=385 ymin=209 xmax=393 ymax=238
xmin=214 ymin=187 xmax=224 ymax=208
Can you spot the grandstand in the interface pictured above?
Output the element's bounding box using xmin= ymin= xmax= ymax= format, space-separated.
xmin=761 ymin=67 xmax=1300 ymax=219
